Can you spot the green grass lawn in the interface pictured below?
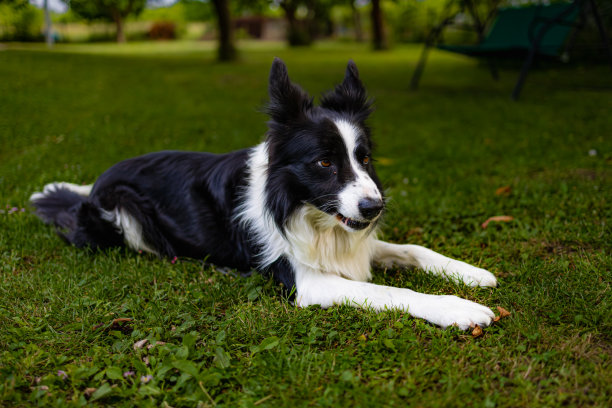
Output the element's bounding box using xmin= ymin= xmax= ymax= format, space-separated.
xmin=0 ymin=40 xmax=610 ymax=407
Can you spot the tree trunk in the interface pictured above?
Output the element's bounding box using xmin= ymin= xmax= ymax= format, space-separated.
xmin=306 ymin=0 xmax=317 ymax=42
xmin=212 ymin=0 xmax=236 ymax=61
xmin=371 ymin=0 xmax=387 ymax=50
xmin=43 ymin=0 xmax=54 ymax=48
xmin=280 ymin=1 xmax=312 ymax=46
xmin=114 ymin=14 xmax=126 ymax=43
xmin=281 ymin=2 xmax=298 ymax=45
xmin=351 ymin=1 xmax=363 ymax=43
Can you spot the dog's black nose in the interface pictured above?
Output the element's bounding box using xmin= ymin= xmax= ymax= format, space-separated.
xmin=358 ymin=197 xmax=383 ymax=220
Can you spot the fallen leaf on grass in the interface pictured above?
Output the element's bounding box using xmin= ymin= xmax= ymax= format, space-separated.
xmin=481 ymin=215 xmax=514 ymax=229
xmin=92 ymin=318 xmax=134 ymax=334
xmin=147 ymin=341 xmax=166 ymax=350
xmin=133 ymin=339 xmax=148 ymax=350
xmin=497 ymin=306 xmax=511 ymax=318
xmin=472 ymin=325 xmax=483 ymax=337
xmin=493 ymin=306 xmax=511 ymax=322
xmin=495 ymin=186 xmax=512 ymax=196
xmin=84 ymin=388 xmax=97 ymax=397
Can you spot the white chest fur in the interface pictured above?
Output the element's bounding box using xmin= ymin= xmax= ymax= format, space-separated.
xmin=284 ymin=206 xmax=375 ymax=282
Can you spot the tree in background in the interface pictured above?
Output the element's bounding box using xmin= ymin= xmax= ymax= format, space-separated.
xmin=0 ymin=0 xmax=44 ymax=41
xmin=349 ymin=0 xmax=363 ymax=42
xmin=0 ymin=0 xmax=28 ymax=7
xmin=278 ymin=0 xmax=335 ymax=46
xmin=370 ymin=0 xmax=386 ymax=49
xmin=211 ymin=0 xmax=236 ymax=60
xmin=182 ymin=0 xmax=236 ymax=61
xmin=278 ymin=0 xmax=311 ymax=46
xmin=67 ymin=0 xmax=147 ymax=43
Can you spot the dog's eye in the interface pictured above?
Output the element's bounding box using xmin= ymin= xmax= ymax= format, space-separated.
xmin=318 ymin=160 xmax=332 ymax=168
xmin=362 ymin=156 xmax=370 ymax=165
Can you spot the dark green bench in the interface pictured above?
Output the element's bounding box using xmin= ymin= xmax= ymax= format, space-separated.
xmin=438 ymin=2 xmax=579 ymax=58
xmin=411 ymin=0 xmax=612 ymax=100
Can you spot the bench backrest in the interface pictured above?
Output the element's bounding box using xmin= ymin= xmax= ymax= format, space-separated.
xmin=482 ymin=2 xmax=580 ymax=56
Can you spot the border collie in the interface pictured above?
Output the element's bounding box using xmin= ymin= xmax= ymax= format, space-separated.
xmin=30 ymin=58 xmax=497 ymax=330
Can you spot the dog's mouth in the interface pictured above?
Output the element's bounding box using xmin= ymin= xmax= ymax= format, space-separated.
xmin=336 ymin=214 xmax=370 ymax=230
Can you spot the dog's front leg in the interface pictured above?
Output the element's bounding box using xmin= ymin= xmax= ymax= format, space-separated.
xmin=373 ymin=240 xmax=497 ymax=287
xmin=293 ymin=266 xmax=494 ymax=329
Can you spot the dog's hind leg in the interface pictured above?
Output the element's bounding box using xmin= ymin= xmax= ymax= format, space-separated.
xmin=293 ymin=266 xmax=494 ymax=330
xmin=92 ymin=185 xmax=179 ymax=258
xmin=372 ymin=240 xmax=497 ymax=287
xmin=69 ymin=202 xmax=126 ymax=250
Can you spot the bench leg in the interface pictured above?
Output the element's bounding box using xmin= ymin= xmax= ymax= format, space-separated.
xmin=512 ymin=47 xmax=538 ymax=100
xmin=588 ymin=0 xmax=612 ymax=70
xmin=411 ymin=42 xmax=433 ymax=90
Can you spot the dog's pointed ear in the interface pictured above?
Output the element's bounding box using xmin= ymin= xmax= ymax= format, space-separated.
xmin=343 ymin=59 xmax=363 ymax=93
xmin=267 ymin=58 xmax=312 ymax=123
xmin=320 ymin=59 xmax=373 ymax=121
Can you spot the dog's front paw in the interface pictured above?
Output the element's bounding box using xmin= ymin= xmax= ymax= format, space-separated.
xmin=412 ymin=295 xmax=495 ymax=330
xmin=443 ymin=262 xmax=497 ymax=287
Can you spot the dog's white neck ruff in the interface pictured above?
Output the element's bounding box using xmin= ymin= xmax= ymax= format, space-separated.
xmin=235 ymin=142 xmax=376 ymax=282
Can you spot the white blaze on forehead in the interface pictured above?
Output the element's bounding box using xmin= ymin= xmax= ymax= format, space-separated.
xmin=334 ymin=119 xmax=382 ymax=221
xmin=334 ymin=120 xmax=359 ymax=163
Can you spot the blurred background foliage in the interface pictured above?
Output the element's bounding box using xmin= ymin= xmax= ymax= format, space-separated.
xmin=0 ymin=0 xmax=610 ymax=61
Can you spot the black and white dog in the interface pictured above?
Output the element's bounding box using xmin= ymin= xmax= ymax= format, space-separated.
xmin=31 ymin=59 xmax=497 ymax=330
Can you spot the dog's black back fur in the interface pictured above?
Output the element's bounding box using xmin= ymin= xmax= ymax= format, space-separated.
xmin=34 ymin=150 xmax=255 ymax=269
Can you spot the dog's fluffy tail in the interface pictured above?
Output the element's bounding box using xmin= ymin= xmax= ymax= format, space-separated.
xmin=31 ymin=182 xmax=125 ymax=250
xmin=30 ymin=182 xmax=92 ymax=231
